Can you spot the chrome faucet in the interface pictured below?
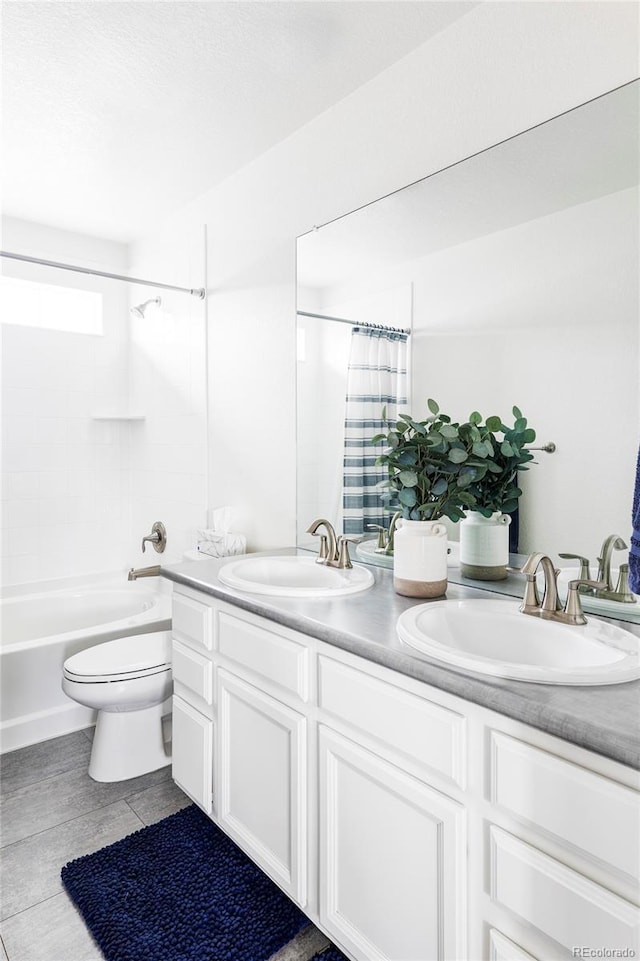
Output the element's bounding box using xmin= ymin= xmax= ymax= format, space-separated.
xmin=520 ymin=552 xmax=606 ymax=625
xmin=306 ymin=518 xmax=354 ymax=569
xmin=142 ymin=521 xmax=167 ymax=554
xmin=128 ymin=564 xmax=161 ymax=581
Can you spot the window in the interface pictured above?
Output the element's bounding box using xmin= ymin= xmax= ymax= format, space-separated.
xmin=0 ymin=275 xmax=103 ymax=335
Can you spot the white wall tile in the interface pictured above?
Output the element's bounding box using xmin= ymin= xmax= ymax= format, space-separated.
xmin=2 ymin=472 xmax=41 ymax=501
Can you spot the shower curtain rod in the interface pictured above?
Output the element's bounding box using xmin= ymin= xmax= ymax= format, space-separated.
xmin=297 ymin=309 xmax=410 ymax=335
xmin=0 ymin=250 xmax=206 ymax=300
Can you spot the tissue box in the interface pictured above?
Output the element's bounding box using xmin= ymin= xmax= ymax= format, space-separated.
xmin=196 ymin=529 xmax=246 ymax=558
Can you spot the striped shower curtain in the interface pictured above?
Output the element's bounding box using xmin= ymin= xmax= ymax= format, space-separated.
xmin=342 ymin=326 xmax=409 ymax=536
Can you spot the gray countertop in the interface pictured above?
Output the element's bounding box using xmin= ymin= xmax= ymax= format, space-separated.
xmin=162 ymin=550 xmax=640 ymax=771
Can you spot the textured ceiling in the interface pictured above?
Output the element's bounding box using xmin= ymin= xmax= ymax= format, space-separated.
xmin=1 ymin=1 xmax=475 ymax=242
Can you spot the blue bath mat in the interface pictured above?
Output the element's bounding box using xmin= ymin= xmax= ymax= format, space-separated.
xmin=62 ymin=803 xmax=328 ymax=961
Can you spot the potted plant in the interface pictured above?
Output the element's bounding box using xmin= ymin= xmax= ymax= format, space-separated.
xmin=458 ymin=406 xmax=536 ymax=580
xmin=372 ymin=399 xmax=494 ymax=597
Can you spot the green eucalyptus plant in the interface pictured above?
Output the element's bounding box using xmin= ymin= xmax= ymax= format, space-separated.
xmin=372 ymin=400 xmax=536 ymax=523
xmin=465 ymin=406 xmax=537 ymax=516
xmin=372 ymin=399 xmax=485 ymax=523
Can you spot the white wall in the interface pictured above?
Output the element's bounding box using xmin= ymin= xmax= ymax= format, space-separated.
xmin=131 ymin=2 xmax=639 ymax=551
xmin=1 ymin=217 xmax=132 ymax=584
xmin=127 ymin=226 xmax=208 ymax=567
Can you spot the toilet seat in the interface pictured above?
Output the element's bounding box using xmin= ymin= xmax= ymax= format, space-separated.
xmin=63 ymin=631 xmax=172 ymax=684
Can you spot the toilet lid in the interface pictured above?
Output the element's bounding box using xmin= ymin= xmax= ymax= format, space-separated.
xmin=63 ymin=631 xmax=172 ymax=682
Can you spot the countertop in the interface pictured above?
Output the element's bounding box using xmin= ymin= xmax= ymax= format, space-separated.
xmin=162 ymin=550 xmax=640 ymax=771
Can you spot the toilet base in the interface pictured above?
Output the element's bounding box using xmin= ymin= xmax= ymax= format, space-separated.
xmin=89 ymin=701 xmax=171 ymax=782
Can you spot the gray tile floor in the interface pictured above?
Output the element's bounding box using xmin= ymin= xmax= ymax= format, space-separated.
xmin=0 ymin=728 xmax=190 ymax=961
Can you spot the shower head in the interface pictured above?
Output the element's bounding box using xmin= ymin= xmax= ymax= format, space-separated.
xmin=130 ymin=297 xmax=161 ymax=318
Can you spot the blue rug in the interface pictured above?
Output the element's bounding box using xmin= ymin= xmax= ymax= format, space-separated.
xmin=62 ymin=803 xmax=344 ymax=961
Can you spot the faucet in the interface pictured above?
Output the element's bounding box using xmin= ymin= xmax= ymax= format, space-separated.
xmin=142 ymin=521 xmax=167 ymax=554
xmin=520 ymin=552 xmax=562 ymax=617
xmin=367 ymin=510 xmax=402 ymax=555
xmin=128 ymin=564 xmax=161 ymax=581
xmin=384 ymin=511 xmax=403 ymax=555
xmin=520 ymin=552 xmax=606 ymax=625
xmin=595 ymin=535 xmax=628 ymax=593
xmin=306 ymin=518 xmax=354 ymax=569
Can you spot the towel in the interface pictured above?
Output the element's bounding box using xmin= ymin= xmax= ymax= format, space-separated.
xmin=630 ymin=444 xmax=640 ymax=594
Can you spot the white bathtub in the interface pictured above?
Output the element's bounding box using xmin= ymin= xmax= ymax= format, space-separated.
xmin=0 ymin=574 xmax=172 ymax=753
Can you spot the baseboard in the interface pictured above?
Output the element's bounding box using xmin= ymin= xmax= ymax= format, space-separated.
xmin=0 ymin=702 xmax=96 ymax=754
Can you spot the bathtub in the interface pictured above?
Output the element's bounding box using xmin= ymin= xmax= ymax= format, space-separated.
xmin=0 ymin=573 xmax=172 ymax=753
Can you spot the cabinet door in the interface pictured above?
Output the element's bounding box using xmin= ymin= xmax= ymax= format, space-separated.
xmin=217 ymin=669 xmax=307 ymax=906
xmin=172 ymin=695 xmax=213 ymax=814
xmin=319 ymin=726 xmax=466 ymax=961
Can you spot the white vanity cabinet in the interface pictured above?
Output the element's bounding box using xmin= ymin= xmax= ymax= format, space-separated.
xmin=170 ymin=585 xmax=640 ymax=961
xmin=217 ymin=668 xmax=308 ymax=905
xmin=318 ymin=725 xmax=466 ymax=961
xmin=171 ymin=592 xmax=215 ymax=813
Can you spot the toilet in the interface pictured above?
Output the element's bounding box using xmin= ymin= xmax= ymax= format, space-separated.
xmin=62 ymin=631 xmax=173 ymax=783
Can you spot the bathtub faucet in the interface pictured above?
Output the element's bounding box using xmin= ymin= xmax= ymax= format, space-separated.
xmin=128 ymin=565 xmax=161 ymax=581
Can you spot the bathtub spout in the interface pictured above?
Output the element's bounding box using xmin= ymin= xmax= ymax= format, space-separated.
xmin=128 ymin=565 xmax=162 ymax=581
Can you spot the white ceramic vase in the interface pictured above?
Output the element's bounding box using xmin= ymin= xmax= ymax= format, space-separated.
xmin=393 ymin=518 xmax=448 ymax=598
xmin=459 ymin=510 xmax=511 ymax=581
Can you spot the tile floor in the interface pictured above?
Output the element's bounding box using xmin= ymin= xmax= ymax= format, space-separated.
xmin=0 ymin=728 xmax=190 ymax=961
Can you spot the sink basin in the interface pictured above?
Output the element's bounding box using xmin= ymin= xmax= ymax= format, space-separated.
xmin=218 ymin=555 xmax=374 ymax=597
xmin=397 ymin=598 xmax=640 ymax=685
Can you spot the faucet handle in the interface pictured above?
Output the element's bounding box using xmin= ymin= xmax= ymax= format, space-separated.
xmin=558 ymin=553 xmax=591 ymax=581
xmin=519 ymin=572 xmax=541 ymax=614
xmin=142 ymin=521 xmax=167 ymax=554
xmin=612 ymin=564 xmax=637 ymax=603
xmin=316 ymin=534 xmax=330 ymax=563
xmin=367 ymin=525 xmax=388 ymax=550
xmin=336 ymin=536 xmax=355 ymax=569
xmin=564 ymin=578 xmax=607 ymax=624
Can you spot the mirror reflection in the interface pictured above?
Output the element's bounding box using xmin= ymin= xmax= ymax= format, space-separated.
xmin=296 ymin=80 xmax=639 ymax=621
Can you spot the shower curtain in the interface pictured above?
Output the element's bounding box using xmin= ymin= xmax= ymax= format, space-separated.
xmin=342 ymin=326 xmax=409 ymax=536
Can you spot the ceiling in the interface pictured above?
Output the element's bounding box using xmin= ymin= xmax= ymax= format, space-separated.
xmin=1 ymin=0 xmax=475 ymax=243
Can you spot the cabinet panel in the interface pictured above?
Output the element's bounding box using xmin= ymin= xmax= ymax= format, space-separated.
xmin=489 ymin=929 xmax=538 ymax=961
xmin=173 ymin=638 xmax=214 ymax=706
xmin=319 ymin=655 xmax=466 ymax=787
xmin=217 ymin=669 xmax=307 ymax=906
xmin=172 ymin=592 xmax=213 ymax=651
xmin=489 ymin=826 xmax=640 ymax=954
xmin=217 ymin=609 xmax=310 ymax=701
xmin=319 ymin=725 xmax=466 ymax=961
xmin=490 ymin=731 xmax=640 ymax=882
xmin=172 ymin=695 xmax=213 ymax=814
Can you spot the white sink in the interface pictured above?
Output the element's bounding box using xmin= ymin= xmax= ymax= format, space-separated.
xmin=218 ymin=555 xmax=374 ymax=598
xmin=397 ymin=598 xmax=640 ymax=685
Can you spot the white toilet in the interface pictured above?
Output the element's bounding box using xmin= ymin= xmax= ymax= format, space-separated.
xmin=62 ymin=631 xmax=173 ymax=783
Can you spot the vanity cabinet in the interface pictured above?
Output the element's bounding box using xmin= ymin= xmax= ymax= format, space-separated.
xmin=319 ymin=725 xmax=466 ymax=960
xmin=170 ymin=585 xmax=640 ymax=961
xmin=217 ymin=668 xmax=307 ymax=905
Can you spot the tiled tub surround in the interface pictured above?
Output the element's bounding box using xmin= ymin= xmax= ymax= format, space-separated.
xmin=0 ymin=572 xmax=172 ymax=753
xmin=163 ymin=552 xmax=640 ymax=961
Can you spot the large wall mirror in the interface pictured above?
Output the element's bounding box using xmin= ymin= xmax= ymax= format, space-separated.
xmin=296 ymin=80 xmax=639 ymax=620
